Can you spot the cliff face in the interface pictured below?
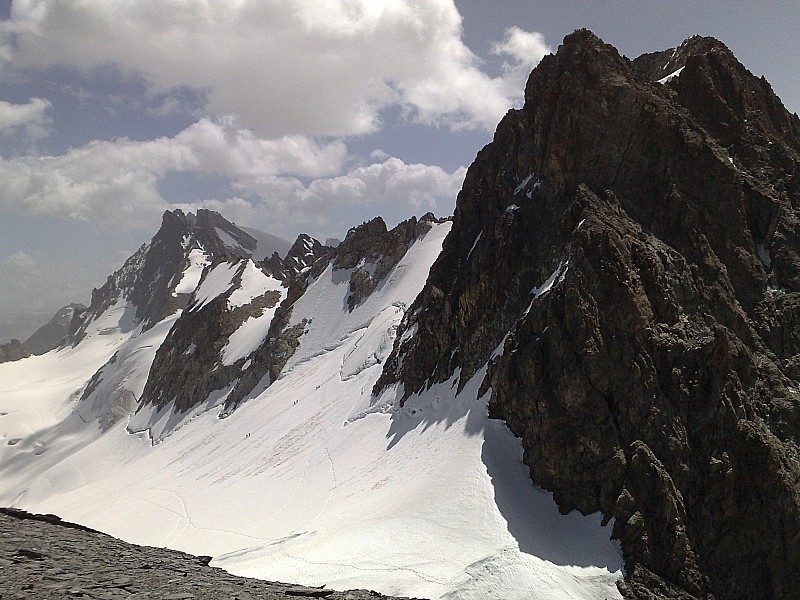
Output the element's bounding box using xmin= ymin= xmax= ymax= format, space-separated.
xmin=378 ymin=30 xmax=800 ymax=598
xmin=70 ymin=209 xmax=258 ymax=344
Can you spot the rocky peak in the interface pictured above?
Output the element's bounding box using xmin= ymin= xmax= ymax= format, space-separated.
xmin=333 ymin=215 xmax=439 ymax=311
xmin=377 ymin=29 xmax=800 ymax=598
xmin=23 ymin=303 xmax=86 ymax=355
xmin=71 ymin=209 xmax=261 ymax=343
xmin=631 ymin=34 xmax=733 ymax=83
xmin=284 ymin=234 xmax=329 ymax=276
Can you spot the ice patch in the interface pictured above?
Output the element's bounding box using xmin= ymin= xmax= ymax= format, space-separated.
xmin=514 ymin=173 xmax=535 ymax=195
xmin=524 ymin=261 xmax=569 ymax=316
xmin=467 ymin=231 xmax=482 ymax=260
xmin=657 ymin=66 xmax=684 ymax=84
xmin=228 ymin=261 xmax=284 ymax=309
xmin=221 ymin=309 xmax=274 ymax=366
xmin=173 ymin=248 xmax=209 ymax=296
xmin=191 ymin=261 xmax=239 ymax=311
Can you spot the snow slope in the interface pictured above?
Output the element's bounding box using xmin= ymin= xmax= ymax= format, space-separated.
xmin=0 ymin=222 xmax=622 ymax=599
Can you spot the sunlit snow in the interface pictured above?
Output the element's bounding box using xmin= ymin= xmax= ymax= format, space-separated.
xmin=191 ymin=261 xmax=239 ymax=310
xmin=0 ymin=222 xmax=621 ymax=599
xmin=227 ymin=261 xmax=283 ymax=309
xmin=657 ymin=66 xmax=684 ymax=84
xmin=173 ymin=248 xmax=210 ymax=296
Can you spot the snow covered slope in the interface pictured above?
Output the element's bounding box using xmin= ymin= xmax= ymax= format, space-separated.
xmin=0 ymin=218 xmax=622 ymax=599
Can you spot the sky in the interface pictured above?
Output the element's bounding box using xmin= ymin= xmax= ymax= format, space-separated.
xmin=0 ymin=0 xmax=798 ymax=338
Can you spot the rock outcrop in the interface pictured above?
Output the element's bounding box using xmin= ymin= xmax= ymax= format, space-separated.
xmin=139 ymin=258 xmax=287 ymax=415
xmin=378 ymin=30 xmax=800 ymax=599
xmin=334 ymin=214 xmax=441 ymax=311
xmin=0 ymin=339 xmax=30 ymax=363
xmin=0 ymin=508 xmax=417 ymax=600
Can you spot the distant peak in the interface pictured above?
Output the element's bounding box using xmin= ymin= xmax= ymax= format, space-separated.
xmin=563 ymin=28 xmax=600 ymax=44
xmin=632 ymin=34 xmax=735 ymax=83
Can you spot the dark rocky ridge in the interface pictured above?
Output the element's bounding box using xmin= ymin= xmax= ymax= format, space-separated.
xmin=138 ymin=258 xmax=286 ymax=416
xmin=213 ymin=214 xmax=443 ymax=415
xmin=377 ymin=30 xmax=800 ymax=599
xmin=135 ymin=231 xmax=332 ymax=419
xmin=0 ymin=339 xmax=30 ymax=364
xmin=334 ymin=214 xmax=440 ymax=311
xmin=70 ymin=209 xmax=257 ymax=344
xmin=0 ymin=508 xmax=419 ymax=599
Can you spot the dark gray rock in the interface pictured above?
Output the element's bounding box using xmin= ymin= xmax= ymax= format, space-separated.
xmin=0 ymin=339 xmax=30 ymax=364
xmin=0 ymin=508 xmax=421 ymax=600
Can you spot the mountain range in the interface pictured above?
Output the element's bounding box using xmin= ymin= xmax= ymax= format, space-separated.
xmin=2 ymin=30 xmax=799 ymax=599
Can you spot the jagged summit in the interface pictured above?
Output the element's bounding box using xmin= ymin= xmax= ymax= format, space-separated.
xmin=69 ymin=209 xmax=289 ymax=343
xmin=378 ymin=29 xmax=800 ymax=598
xmin=632 ymin=34 xmax=733 ymax=82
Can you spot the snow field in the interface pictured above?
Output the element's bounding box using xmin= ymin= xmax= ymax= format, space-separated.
xmin=173 ymin=248 xmax=209 ymax=295
xmin=0 ymin=221 xmax=622 ymax=599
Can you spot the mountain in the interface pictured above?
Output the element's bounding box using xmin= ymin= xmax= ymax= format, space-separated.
xmin=2 ymin=30 xmax=799 ymax=600
xmin=378 ymin=30 xmax=800 ymax=598
xmin=0 ymin=339 xmax=30 ymax=363
xmin=23 ymin=303 xmax=87 ymax=355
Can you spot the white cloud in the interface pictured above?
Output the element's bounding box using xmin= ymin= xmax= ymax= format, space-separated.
xmin=492 ymin=27 xmax=551 ymax=97
xmin=3 ymin=1 xmax=549 ymax=135
xmin=0 ymin=117 xmax=347 ymax=227
xmin=0 ymin=116 xmax=463 ymax=236
xmin=180 ymin=156 xmax=467 ymax=236
xmin=0 ymin=97 xmax=52 ymax=139
xmin=3 ymin=250 xmax=36 ymax=270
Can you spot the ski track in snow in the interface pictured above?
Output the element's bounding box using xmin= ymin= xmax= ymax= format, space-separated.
xmin=0 ymin=221 xmax=622 ymax=599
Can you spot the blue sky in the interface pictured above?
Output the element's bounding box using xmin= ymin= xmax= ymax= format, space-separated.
xmin=0 ymin=0 xmax=798 ymax=333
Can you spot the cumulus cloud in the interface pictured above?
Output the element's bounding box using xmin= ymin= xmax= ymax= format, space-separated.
xmin=492 ymin=27 xmax=551 ymax=97
xmin=0 ymin=116 xmax=464 ymax=235
xmin=0 ymin=97 xmax=52 ymax=139
xmin=178 ymin=156 xmax=467 ymax=236
xmin=3 ymin=1 xmax=549 ymax=135
xmin=0 ymin=117 xmax=347 ymax=226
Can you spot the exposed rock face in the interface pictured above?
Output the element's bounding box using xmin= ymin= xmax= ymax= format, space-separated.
xmin=136 ymin=231 xmax=333 ymax=420
xmin=214 ymin=215 xmax=441 ymax=414
xmin=23 ymin=303 xmax=86 ymax=355
xmin=0 ymin=339 xmax=30 ymax=363
xmin=378 ymin=30 xmax=800 ymax=599
xmin=139 ymin=258 xmax=286 ymax=415
xmin=71 ymin=209 xmax=259 ymax=343
xmin=335 ymin=214 xmax=440 ymax=311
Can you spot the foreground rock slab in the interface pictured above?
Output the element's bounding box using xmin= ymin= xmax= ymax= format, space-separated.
xmin=0 ymin=509 xmax=420 ymax=600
